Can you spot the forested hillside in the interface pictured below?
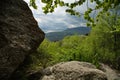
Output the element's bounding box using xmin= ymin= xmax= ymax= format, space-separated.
xmin=46 ymin=27 xmax=91 ymax=41
xmin=1 ymin=0 xmax=120 ymax=80
xmin=28 ymin=12 xmax=120 ymax=70
xmin=9 ymin=10 xmax=120 ymax=80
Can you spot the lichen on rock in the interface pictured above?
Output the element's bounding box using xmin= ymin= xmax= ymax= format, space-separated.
xmin=42 ymin=61 xmax=107 ymax=80
xmin=0 ymin=0 xmax=45 ymax=80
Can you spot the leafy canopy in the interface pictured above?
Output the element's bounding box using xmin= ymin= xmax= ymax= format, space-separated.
xmin=30 ymin=0 xmax=120 ymax=26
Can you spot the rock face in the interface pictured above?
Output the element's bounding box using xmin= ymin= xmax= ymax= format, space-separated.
xmin=0 ymin=0 xmax=44 ymax=80
xmin=42 ymin=61 xmax=107 ymax=80
xmin=100 ymin=64 xmax=120 ymax=80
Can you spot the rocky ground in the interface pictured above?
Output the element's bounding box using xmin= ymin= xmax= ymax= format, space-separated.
xmin=12 ymin=61 xmax=120 ymax=80
xmin=40 ymin=61 xmax=120 ymax=80
xmin=41 ymin=61 xmax=107 ymax=80
xmin=100 ymin=64 xmax=120 ymax=80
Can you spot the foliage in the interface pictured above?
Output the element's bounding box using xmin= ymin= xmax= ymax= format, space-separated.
xmin=12 ymin=14 xmax=119 ymax=80
xmin=28 ymin=13 xmax=120 ymax=69
xmin=30 ymin=0 xmax=120 ymax=26
xmin=30 ymin=0 xmax=37 ymax=9
xmin=37 ymin=35 xmax=85 ymax=65
xmin=10 ymin=1 xmax=120 ymax=80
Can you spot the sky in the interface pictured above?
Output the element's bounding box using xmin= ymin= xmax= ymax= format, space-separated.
xmin=24 ymin=0 xmax=95 ymax=33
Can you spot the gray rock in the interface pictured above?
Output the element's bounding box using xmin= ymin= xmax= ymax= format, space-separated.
xmin=42 ymin=61 xmax=107 ymax=80
xmin=0 ymin=0 xmax=44 ymax=80
xmin=100 ymin=64 xmax=120 ymax=80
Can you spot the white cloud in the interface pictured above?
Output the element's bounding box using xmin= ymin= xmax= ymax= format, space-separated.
xmin=35 ymin=18 xmax=42 ymax=23
xmin=24 ymin=0 xmax=95 ymax=33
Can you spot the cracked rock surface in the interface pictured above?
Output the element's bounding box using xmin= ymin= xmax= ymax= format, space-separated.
xmin=41 ymin=61 xmax=107 ymax=80
xmin=0 ymin=0 xmax=44 ymax=80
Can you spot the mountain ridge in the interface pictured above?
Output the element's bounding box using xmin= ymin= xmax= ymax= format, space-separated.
xmin=46 ymin=27 xmax=91 ymax=41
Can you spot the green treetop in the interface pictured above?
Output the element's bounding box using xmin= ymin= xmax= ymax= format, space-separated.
xmin=30 ymin=0 xmax=120 ymax=26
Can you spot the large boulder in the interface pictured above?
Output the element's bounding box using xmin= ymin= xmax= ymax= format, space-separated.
xmin=100 ymin=64 xmax=120 ymax=80
xmin=0 ymin=0 xmax=44 ymax=80
xmin=42 ymin=61 xmax=107 ymax=80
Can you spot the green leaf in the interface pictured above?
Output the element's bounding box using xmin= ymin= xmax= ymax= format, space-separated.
xmin=59 ymin=1 xmax=64 ymax=6
xmin=30 ymin=0 xmax=37 ymax=9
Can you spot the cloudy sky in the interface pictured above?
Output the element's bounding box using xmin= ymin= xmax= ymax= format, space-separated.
xmin=24 ymin=0 xmax=95 ymax=33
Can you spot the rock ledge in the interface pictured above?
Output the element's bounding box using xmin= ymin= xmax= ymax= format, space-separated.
xmin=42 ymin=61 xmax=107 ymax=80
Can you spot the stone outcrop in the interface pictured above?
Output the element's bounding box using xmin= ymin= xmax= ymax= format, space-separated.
xmin=42 ymin=61 xmax=107 ymax=80
xmin=0 ymin=0 xmax=44 ymax=80
xmin=100 ymin=64 xmax=120 ymax=80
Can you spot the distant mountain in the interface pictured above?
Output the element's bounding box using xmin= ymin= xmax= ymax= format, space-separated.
xmin=46 ymin=27 xmax=91 ymax=41
xmin=38 ymin=15 xmax=87 ymax=33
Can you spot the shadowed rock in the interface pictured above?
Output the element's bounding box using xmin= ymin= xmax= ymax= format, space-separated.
xmin=0 ymin=0 xmax=44 ymax=80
